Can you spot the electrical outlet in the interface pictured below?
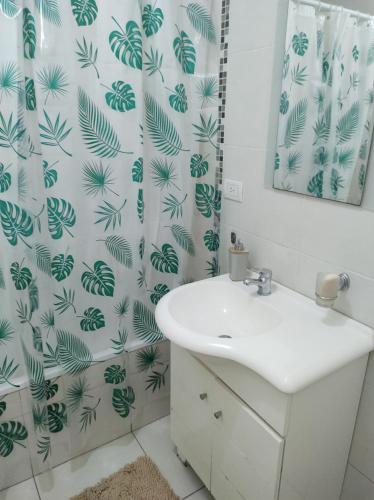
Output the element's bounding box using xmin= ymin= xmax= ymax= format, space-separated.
xmin=223 ymin=178 xmax=243 ymax=202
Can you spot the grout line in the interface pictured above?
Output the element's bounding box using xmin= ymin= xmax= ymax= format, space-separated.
xmin=183 ymin=486 xmax=206 ymax=499
xmin=131 ymin=431 xmax=147 ymax=456
xmin=349 ymin=463 xmax=374 ymax=487
xmin=33 ymin=475 xmax=42 ymax=500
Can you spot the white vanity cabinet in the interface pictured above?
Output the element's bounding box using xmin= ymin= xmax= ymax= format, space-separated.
xmin=170 ymin=344 xmax=368 ymax=500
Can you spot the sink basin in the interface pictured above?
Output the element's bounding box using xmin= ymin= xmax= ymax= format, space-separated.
xmin=155 ymin=274 xmax=374 ymax=393
xmin=168 ymin=280 xmax=282 ymax=338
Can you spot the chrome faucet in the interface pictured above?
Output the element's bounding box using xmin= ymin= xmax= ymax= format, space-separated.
xmin=243 ymin=269 xmax=272 ymax=296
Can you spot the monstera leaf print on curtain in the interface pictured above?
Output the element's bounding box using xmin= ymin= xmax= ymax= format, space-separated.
xmin=274 ymin=1 xmax=374 ymax=204
xmin=0 ymin=0 xmax=221 ymax=473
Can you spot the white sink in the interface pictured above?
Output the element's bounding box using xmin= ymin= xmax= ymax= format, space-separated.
xmin=155 ymin=274 xmax=374 ymax=393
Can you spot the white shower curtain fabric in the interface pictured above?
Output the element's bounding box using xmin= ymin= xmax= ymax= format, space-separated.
xmin=0 ymin=0 xmax=221 ymax=477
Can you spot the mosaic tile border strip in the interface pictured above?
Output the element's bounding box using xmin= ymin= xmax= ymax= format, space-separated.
xmin=216 ymin=0 xmax=230 ymax=187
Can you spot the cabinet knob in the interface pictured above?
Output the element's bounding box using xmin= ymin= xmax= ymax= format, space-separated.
xmin=199 ymin=393 xmax=207 ymax=400
xmin=214 ymin=411 xmax=222 ymax=419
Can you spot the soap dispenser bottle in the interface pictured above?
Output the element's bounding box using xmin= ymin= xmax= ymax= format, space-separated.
xmin=229 ymin=232 xmax=249 ymax=281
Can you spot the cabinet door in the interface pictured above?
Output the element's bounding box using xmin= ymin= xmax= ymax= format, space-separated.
xmin=211 ymin=379 xmax=284 ymax=500
xmin=170 ymin=345 xmax=215 ymax=486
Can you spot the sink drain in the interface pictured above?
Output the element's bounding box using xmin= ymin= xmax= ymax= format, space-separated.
xmin=218 ymin=334 xmax=232 ymax=339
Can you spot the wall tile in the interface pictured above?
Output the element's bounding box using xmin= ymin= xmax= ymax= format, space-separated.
xmin=227 ymin=0 xmax=280 ymax=53
xmin=341 ymin=465 xmax=374 ymax=500
xmin=225 ymin=48 xmax=274 ymax=149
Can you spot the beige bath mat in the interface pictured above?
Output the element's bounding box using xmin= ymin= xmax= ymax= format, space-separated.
xmin=71 ymin=456 xmax=180 ymax=500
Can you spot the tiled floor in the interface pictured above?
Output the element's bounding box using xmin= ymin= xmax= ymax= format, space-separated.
xmin=0 ymin=416 xmax=213 ymax=500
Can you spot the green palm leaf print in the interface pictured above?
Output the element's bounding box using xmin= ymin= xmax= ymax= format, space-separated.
xmin=43 ymin=160 xmax=58 ymax=188
xmin=168 ymin=84 xmax=188 ymax=113
xmin=23 ymin=8 xmax=36 ymax=59
xmin=195 ymin=184 xmax=221 ymax=218
xmin=203 ymin=229 xmax=219 ymax=251
xmin=173 ymin=26 xmax=196 ymax=74
xmin=169 ymin=224 xmax=195 ymax=256
xmin=47 ymin=403 xmax=67 ymax=433
xmin=25 ymin=77 xmax=37 ymax=110
xmin=82 ymin=162 xmax=118 ymax=197
xmin=151 ymin=243 xmax=179 ymax=274
xmin=145 ymin=93 xmax=186 ymax=156
xmin=151 ymin=158 xmax=179 ymax=189
xmin=0 ymin=112 xmax=27 ymax=160
xmin=133 ymin=300 xmax=163 ymax=343
xmin=37 ymin=65 xmax=68 ymax=104
xmin=22 ymin=346 xmax=49 ymax=401
xmin=292 ymin=32 xmax=309 ymax=56
xmin=0 ymin=421 xmax=28 ymax=458
xmin=30 ymin=243 xmax=52 ymax=276
xmin=190 ymin=154 xmax=209 ymax=177
xmin=79 ymin=307 xmax=105 ymax=332
xmin=0 ymin=356 xmax=19 ymax=387
xmin=136 ymin=346 xmax=161 ymax=371
xmin=99 ymin=235 xmax=133 ymax=268
xmin=162 ymin=193 xmax=187 ymax=219
xmin=39 ymin=110 xmax=72 ymax=156
xmin=94 ymin=199 xmax=127 ymax=231
xmin=132 ymin=157 xmax=143 ymax=182
xmin=336 ymin=101 xmax=360 ymax=144
xmin=34 ymin=0 xmax=61 ymax=26
xmin=10 ymin=262 xmax=32 ymax=290
xmin=81 ymin=260 xmax=115 ymax=297
xmin=184 ymin=3 xmax=217 ymax=44
xmin=102 ymin=81 xmax=135 ymax=112
xmin=0 ymin=0 xmax=18 ymax=17
xmin=71 ymin=0 xmax=98 ymax=26
xmin=78 ymin=87 xmax=131 ymax=158
xmin=53 ymin=287 xmax=76 ymax=315
xmin=149 ymin=284 xmax=170 ymax=305
xmin=0 ymin=320 xmax=14 ymax=345
xmin=0 ymin=200 xmax=33 ymax=248
xmin=104 ymin=365 xmax=126 ymax=384
xmin=75 ymin=37 xmax=100 ymax=79
xmin=137 ymin=189 xmax=144 ymax=223
xmin=51 ymin=253 xmax=74 ymax=281
xmin=0 ymin=163 xmax=11 ymax=192
xmin=47 ymin=197 xmax=76 ymax=239
xmin=0 ymin=62 xmax=21 ymax=101
xmin=109 ymin=17 xmax=142 ymax=70
xmin=284 ymin=98 xmax=307 ymax=148
xmin=112 ymin=387 xmax=135 ymax=418
xmin=56 ymin=330 xmax=94 ymax=375
xmin=142 ymin=4 xmax=164 ymax=37
xmin=196 ymin=76 xmax=218 ymax=108
xmin=144 ymin=47 xmax=164 ymax=83
xmin=307 ymin=170 xmax=324 ymax=198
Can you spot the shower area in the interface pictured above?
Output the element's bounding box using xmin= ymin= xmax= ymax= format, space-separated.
xmin=0 ymin=0 xmax=224 ymax=490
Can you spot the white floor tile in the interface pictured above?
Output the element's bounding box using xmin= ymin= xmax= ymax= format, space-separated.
xmin=35 ymin=433 xmax=144 ymax=500
xmin=0 ymin=478 xmax=39 ymax=500
xmin=185 ymin=488 xmax=214 ymax=500
xmin=134 ymin=416 xmax=203 ymax=499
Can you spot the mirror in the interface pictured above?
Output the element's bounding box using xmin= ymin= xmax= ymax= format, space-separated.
xmin=273 ymin=0 xmax=374 ymax=205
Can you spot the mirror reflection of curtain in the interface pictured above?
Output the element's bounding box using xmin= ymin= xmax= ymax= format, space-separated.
xmin=274 ymin=1 xmax=374 ymax=205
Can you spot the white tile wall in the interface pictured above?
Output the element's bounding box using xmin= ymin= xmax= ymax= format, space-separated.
xmin=221 ymin=0 xmax=374 ymax=497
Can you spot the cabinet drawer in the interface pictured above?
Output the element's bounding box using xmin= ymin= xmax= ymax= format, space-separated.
xmin=211 ymin=379 xmax=284 ymax=500
xmin=171 ymin=344 xmax=215 ymax=486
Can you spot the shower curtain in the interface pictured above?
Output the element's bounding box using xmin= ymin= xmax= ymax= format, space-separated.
xmin=0 ymin=0 xmax=221 ymax=482
xmin=274 ymin=1 xmax=374 ymax=204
